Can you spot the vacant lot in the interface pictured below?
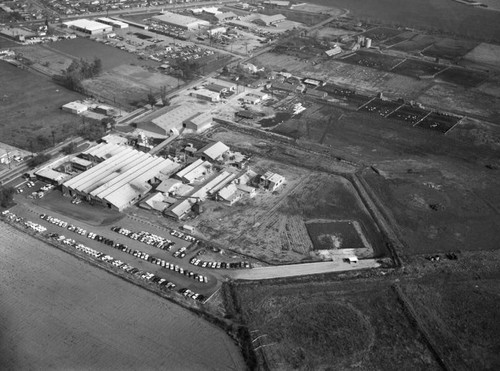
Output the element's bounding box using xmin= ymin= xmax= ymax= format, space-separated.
xmin=0 ymin=60 xmax=83 ymax=151
xmin=0 ymin=34 xmax=18 ymax=48
xmin=399 ymin=279 xmax=500 ymax=370
xmin=363 ymin=166 xmax=500 ymax=255
xmin=0 ymin=222 xmax=245 ymax=370
xmin=16 ymin=44 xmax=73 ymax=75
xmin=82 ymin=64 xmax=182 ymax=108
xmin=232 ymin=279 xmax=440 ymax=370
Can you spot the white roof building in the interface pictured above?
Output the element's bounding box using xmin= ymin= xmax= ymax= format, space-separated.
xmin=62 ymin=145 xmax=178 ymax=211
xmin=152 ymin=12 xmax=210 ymax=30
xmin=64 ymin=19 xmax=112 ymax=34
xmin=197 ymin=141 xmax=230 ymax=162
xmin=62 ymin=101 xmax=88 ymax=114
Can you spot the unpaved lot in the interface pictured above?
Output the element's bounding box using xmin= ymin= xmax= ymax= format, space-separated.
xmin=0 ymin=222 xmax=245 ymax=370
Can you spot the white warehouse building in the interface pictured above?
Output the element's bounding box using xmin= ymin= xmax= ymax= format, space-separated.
xmin=152 ymin=11 xmax=210 ymax=30
xmin=63 ymin=19 xmax=113 ymax=35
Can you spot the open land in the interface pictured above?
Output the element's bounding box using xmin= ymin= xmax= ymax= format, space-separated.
xmin=418 ymin=84 xmax=500 ymax=123
xmin=0 ymin=60 xmax=83 ymax=151
xmin=307 ymin=0 xmax=500 ymax=42
xmin=229 ymin=279 xmax=441 ymax=371
xmin=0 ymin=222 xmax=245 ymax=370
xmin=398 ymin=279 xmax=500 ymax=370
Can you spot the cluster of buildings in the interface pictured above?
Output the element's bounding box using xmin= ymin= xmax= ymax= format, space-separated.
xmin=143 ymin=141 xmax=285 ymax=220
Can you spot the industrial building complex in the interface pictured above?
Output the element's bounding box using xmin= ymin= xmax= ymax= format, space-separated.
xmin=61 ymin=143 xmax=179 ymax=211
xmin=152 ymin=11 xmax=210 ymax=30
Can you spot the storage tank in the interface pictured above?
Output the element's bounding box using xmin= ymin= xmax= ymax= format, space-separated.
xmin=365 ymin=37 xmax=372 ymax=48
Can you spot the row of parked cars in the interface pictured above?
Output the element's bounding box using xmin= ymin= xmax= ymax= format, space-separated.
xmin=190 ymin=257 xmax=251 ymax=270
xmin=2 ymin=211 xmax=47 ymax=233
xmin=41 ymin=214 xmax=208 ymax=284
xmin=170 ymin=229 xmax=197 ymax=243
xmin=2 ymin=209 xmax=208 ymax=303
xmin=112 ymin=227 xmax=175 ymax=250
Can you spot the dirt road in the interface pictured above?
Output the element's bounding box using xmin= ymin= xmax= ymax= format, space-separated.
xmin=227 ymin=259 xmax=380 ymax=280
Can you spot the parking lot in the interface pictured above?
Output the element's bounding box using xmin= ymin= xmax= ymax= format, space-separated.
xmin=8 ymin=178 xmax=257 ymax=301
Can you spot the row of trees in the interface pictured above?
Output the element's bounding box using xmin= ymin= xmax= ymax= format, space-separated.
xmin=0 ymin=187 xmax=15 ymax=208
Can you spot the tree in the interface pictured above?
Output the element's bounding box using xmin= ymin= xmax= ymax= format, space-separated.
xmin=28 ymin=153 xmax=51 ymax=168
xmin=61 ymin=142 xmax=77 ymax=155
xmin=147 ymin=92 xmax=157 ymax=107
xmin=0 ymin=187 xmax=15 ymax=208
xmin=160 ymin=86 xmax=170 ymax=106
xmin=77 ymin=120 xmax=105 ymax=141
xmin=92 ymin=57 xmax=103 ymax=76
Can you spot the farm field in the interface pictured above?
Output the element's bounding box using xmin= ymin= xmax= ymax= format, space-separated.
xmin=361 ymin=27 xmax=403 ymax=42
xmin=0 ymin=222 xmax=245 ymax=370
xmin=399 ymin=279 xmax=500 ymax=370
xmin=391 ymin=58 xmax=446 ymax=78
xmin=415 ymin=112 xmax=461 ymax=134
xmin=387 ymin=104 xmax=430 ymax=126
xmin=184 ymin=155 xmax=385 ymax=264
xmin=307 ymin=0 xmax=500 ymax=42
xmin=435 ymin=66 xmax=488 ymax=88
xmin=362 ymin=165 xmax=500 ymax=256
xmin=463 ymin=42 xmax=500 ymax=70
xmin=0 ymin=60 xmax=83 ymax=151
xmin=390 ymin=34 xmax=437 ymax=52
xmin=418 ymin=84 xmax=500 ymax=123
xmin=231 ymin=279 xmax=441 ymax=370
xmin=446 ymin=116 xmax=500 ymax=150
xmin=421 ymin=37 xmax=479 ymax=60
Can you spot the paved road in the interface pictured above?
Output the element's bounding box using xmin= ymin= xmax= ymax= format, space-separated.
xmin=226 ymin=259 xmax=380 ymax=280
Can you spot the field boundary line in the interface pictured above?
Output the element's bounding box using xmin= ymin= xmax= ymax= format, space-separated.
xmin=444 ymin=116 xmax=464 ymax=135
xmin=357 ymin=96 xmax=376 ymax=111
xmin=393 ymin=284 xmax=451 ymax=371
xmin=390 ymin=58 xmax=407 ymax=71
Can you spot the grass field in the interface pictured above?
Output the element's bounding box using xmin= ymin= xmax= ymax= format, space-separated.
xmin=232 ymin=279 xmax=441 ymax=370
xmin=391 ymin=58 xmax=446 ymax=78
xmin=306 ymin=220 xmax=367 ymax=250
xmin=0 ymin=34 xmax=18 ymax=49
xmin=435 ymin=67 xmax=488 ymax=88
xmin=342 ymin=50 xmax=404 ymax=71
xmin=0 ymin=221 xmax=245 ymax=370
xmin=0 ymin=60 xmax=83 ymax=151
xmin=391 ymin=34 xmax=437 ymax=52
xmin=48 ymin=38 xmax=158 ymax=71
xmin=463 ymin=42 xmax=500 ymax=70
xmin=399 ymin=279 xmax=500 ymax=370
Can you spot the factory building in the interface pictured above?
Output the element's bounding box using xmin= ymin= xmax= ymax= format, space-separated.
xmin=62 ymin=144 xmax=180 ymax=211
xmin=183 ymin=112 xmax=213 ymax=132
xmin=137 ymin=105 xmax=198 ymax=136
xmin=152 ymin=12 xmax=210 ymax=30
xmin=63 ymin=19 xmax=112 ymax=35
xmin=197 ymin=141 xmax=230 ymax=162
xmin=96 ymin=17 xmax=129 ymax=29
